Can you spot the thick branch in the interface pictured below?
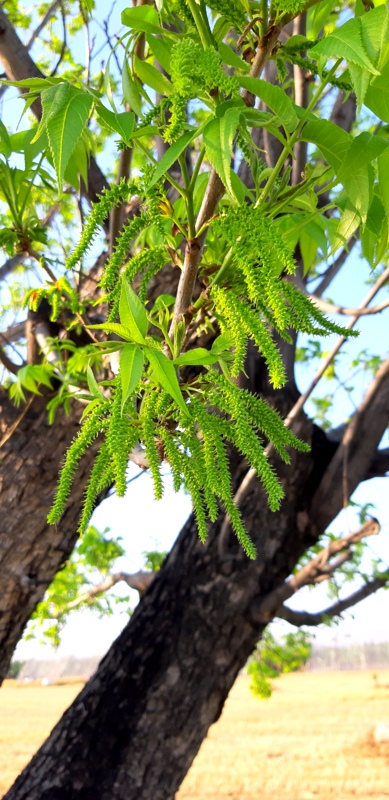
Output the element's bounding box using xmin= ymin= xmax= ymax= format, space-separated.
xmin=256 ymin=519 xmax=380 ymax=621
xmin=0 ymin=321 xmax=27 ymax=344
xmin=278 ymin=575 xmax=389 ymax=627
xmin=0 ymin=346 xmax=20 ymax=374
xmin=292 ymin=13 xmax=309 ymax=186
xmin=365 ymin=447 xmax=389 ymax=480
xmin=57 ymin=570 xmax=155 ymax=615
xmin=0 ymin=253 xmax=26 ymax=281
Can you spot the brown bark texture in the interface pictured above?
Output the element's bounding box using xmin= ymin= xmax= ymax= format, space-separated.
xmin=0 ymin=390 xmax=105 ymax=683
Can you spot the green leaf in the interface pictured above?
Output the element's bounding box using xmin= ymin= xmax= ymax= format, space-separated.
xmin=121 ymin=6 xmax=162 ymax=34
xmin=378 ymin=147 xmax=389 ymax=217
xmin=359 ymin=4 xmax=389 ymax=69
xmin=96 ymin=107 xmax=135 ymax=144
xmin=307 ymin=0 xmax=337 ymax=39
xmin=218 ymin=42 xmax=250 ymax=72
xmin=146 ymin=34 xmax=173 ymax=74
xmin=203 ymin=108 xmax=242 ymax=200
xmin=310 ymin=17 xmax=380 ymax=74
xmin=119 ymin=280 xmax=148 ymax=340
xmin=120 ymin=344 xmax=145 ymax=409
xmin=173 ymin=348 xmax=220 ymax=366
xmin=36 ymin=83 xmax=93 ymax=191
xmin=364 ymin=194 xmax=386 ymax=238
xmin=122 ymin=60 xmax=142 ymax=116
xmin=131 ymin=124 xmax=159 ymax=139
xmin=338 ymin=132 xmax=389 ymax=181
xmin=151 ymin=294 xmax=176 ymax=311
xmin=348 ymin=65 xmax=370 ymax=111
xmin=149 ymin=129 xmax=199 ymax=188
xmin=300 ymin=120 xmax=350 ymax=173
xmin=330 ymin=200 xmax=360 ymax=254
xmin=238 ymin=77 xmax=298 ymax=132
xmin=364 ymin=60 xmax=389 ymax=123
xmin=241 ymin=108 xmax=279 ymax=128
xmin=0 ymin=120 xmax=11 ymax=158
xmin=1 ymin=77 xmax=58 ymax=91
xmin=211 ymin=332 xmax=234 ymax=354
xmin=145 ymin=348 xmax=189 ymax=416
xmin=87 ymin=322 xmax=134 ymax=340
xmin=86 ymin=365 xmax=103 ymax=399
xmin=134 ymin=56 xmax=173 ymax=96
xmin=64 ymin=134 xmax=89 ymax=190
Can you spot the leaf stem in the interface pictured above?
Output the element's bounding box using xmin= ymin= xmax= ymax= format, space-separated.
xmin=135 ymin=138 xmax=188 ymax=198
xmin=186 ymin=0 xmax=214 ymax=48
xmin=256 ymin=59 xmax=343 ymax=208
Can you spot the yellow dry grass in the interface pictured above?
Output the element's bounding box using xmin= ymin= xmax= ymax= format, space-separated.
xmin=0 ymin=671 xmax=389 ymax=800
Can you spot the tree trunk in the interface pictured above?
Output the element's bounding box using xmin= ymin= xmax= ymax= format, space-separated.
xmin=5 ymin=355 xmax=389 ymax=800
xmin=0 ymin=390 xmax=104 ymax=682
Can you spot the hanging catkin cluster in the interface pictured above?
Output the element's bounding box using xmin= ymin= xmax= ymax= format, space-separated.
xmin=211 ymin=206 xmax=356 ymax=383
xmin=164 ymin=39 xmax=239 ymax=141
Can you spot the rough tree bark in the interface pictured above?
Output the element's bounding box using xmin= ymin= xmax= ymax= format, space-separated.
xmin=0 ymin=389 xmax=107 ymax=682
xmin=4 ymin=355 xmax=389 ymax=800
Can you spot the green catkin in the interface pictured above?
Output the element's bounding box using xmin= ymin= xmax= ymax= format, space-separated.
xmin=141 ymin=391 xmax=164 ymax=500
xmin=272 ymin=0 xmax=306 ymax=17
xmin=101 ymin=212 xmax=150 ymax=292
xmin=204 ymin=486 xmax=219 ymax=523
xmin=222 ymin=494 xmax=257 ymax=559
xmin=48 ymin=404 xmax=109 ymax=524
xmin=206 ymin=0 xmax=246 ymax=29
xmin=66 ymin=181 xmax=135 ymax=273
xmin=240 ymin=390 xmax=310 ymax=458
xmin=196 ymin=410 xmax=256 ymax=556
xmin=158 ymin=426 xmax=183 ymax=492
xmin=164 ymin=40 xmax=238 ymax=141
xmin=50 ymin=291 xmax=60 ymax=321
xmin=179 ymin=450 xmax=208 ymax=542
xmin=60 ymin=277 xmax=80 ymax=314
xmin=121 ymin=246 xmax=167 ymax=288
xmin=154 ymin=389 xmax=174 ymax=419
xmin=78 ymin=442 xmax=111 ymax=533
xmin=281 ymin=281 xmax=359 ymax=338
xmin=181 ymin=424 xmax=208 ymax=491
xmin=138 ymin=251 xmax=170 ymax=304
xmin=106 ymin=381 xmax=138 ymax=497
xmin=212 ymin=287 xmax=286 ymax=387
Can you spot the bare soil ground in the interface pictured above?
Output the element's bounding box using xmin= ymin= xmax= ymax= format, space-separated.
xmin=1 ymin=670 xmax=389 ymax=799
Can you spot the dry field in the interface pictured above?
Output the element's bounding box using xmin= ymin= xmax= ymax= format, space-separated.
xmin=0 ymin=670 xmax=388 ymax=800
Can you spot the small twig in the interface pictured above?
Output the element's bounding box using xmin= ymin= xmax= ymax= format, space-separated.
xmin=278 ymin=574 xmax=388 ymax=627
xmin=25 ymin=0 xmax=61 ymax=49
xmin=256 ymin=519 xmax=381 ymax=622
xmin=28 ymin=248 xmax=57 ymax=282
xmin=50 ymin=2 xmax=67 ymax=78
xmin=0 ymin=345 xmax=20 ymax=374
xmin=53 ymin=569 xmax=155 ymax=615
xmin=309 ymin=295 xmax=389 ymax=317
